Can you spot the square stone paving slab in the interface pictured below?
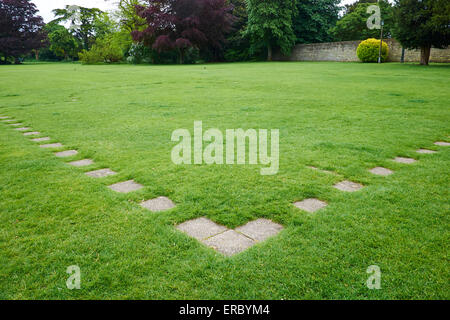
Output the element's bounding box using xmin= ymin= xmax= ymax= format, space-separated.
xmin=334 ymin=180 xmax=364 ymax=192
xmin=85 ymin=168 xmax=117 ymax=178
xmin=40 ymin=143 xmax=63 ymax=149
xmin=235 ymin=218 xmax=283 ymax=242
xmin=369 ymin=167 xmax=393 ymax=176
xmin=393 ymin=157 xmax=416 ymax=164
xmin=108 ymin=179 xmax=143 ymax=193
xmin=202 ymin=230 xmax=255 ymax=256
xmin=68 ymin=159 xmax=94 ymax=167
xmin=416 ymin=149 xmax=437 ymax=154
xmin=55 ymin=150 xmax=78 ymax=157
xmin=434 ymin=141 xmax=450 ymax=146
xmin=141 ymin=196 xmax=176 ymax=212
xmin=23 ymin=131 xmax=40 ymax=136
xmin=177 ymin=217 xmax=228 ymax=241
xmin=294 ymin=198 xmax=328 ymax=213
xmin=15 ymin=127 xmax=31 ymax=131
xmin=31 ymin=137 xmax=51 ymax=142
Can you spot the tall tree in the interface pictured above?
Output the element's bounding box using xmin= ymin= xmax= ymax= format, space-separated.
xmin=52 ymin=5 xmax=111 ymax=50
xmin=331 ymin=1 xmax=394 ymax=41
xmin=132 ymin=0 xmax=234 ymax=63
xmin=116 ymin=0 xmax=146 ymax=33
xmin=245 ymin=0 xmax=297 ymax=61
xmin=223 ymin=0 xmax=251 ymax=61
xmin=46 ymin=23 xmax=78 ymax=60
xmin=394 ymin=0 xmax=450 ymax=65
xmin=294 ymin=0 xmax=341 ymax=44
xmin=0 ymin=0 xmax=46 ymax=64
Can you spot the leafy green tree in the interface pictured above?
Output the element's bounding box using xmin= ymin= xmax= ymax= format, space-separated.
xmin=245 ymin=0 xmax=297 ymax=61
xmin=45 ymin=23 xmax=78 ymax=60
xmin=394 ymin=0 xmax=450 ymax=65
xmin=52 ymin=6 xmax=112 ymax=50
xmin=331 ymin=1 xmax=394 ymax=41
xmin=78 ymin=36 xmax=124 ymax=64
xmin=224 ymin=0 xmax=252 ymax=61
xmin=116 ymin=0 xmax=146 ymax=33
xmin=294 ymin=0 xmax=341 ymax=44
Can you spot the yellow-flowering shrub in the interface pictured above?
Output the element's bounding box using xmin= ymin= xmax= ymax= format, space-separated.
xmin=356 ymin=38 xmax=389 ymax=63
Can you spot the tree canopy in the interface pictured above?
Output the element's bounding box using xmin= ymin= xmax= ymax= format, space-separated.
xmin=52 ymin=5 xmax=112 ymax=50
xmin=245 ymin=0 xmax=297 ymax=61
xmin=132 ymin=0 xmax=234 ymax=63
xmin=0 ymin=0 xmax=46 ymax=63
xmin=294 ymin=0 xmax=341 ymax=44
xmin=331 ymin=1 xmax=394 ymax=41
xmin=394 ymin=0 xmax=450 ymax=65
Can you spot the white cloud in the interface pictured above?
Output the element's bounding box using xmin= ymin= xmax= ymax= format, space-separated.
xmin=32 ymin=0 xmax=117 ymax=22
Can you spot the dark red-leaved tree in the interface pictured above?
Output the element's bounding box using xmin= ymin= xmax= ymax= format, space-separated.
xmin=0 ymin=0 xmax=46 ymax=64
xmin=132 ymin=0 xmax=234 ymax=63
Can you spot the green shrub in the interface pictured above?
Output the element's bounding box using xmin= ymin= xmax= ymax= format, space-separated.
xmin=356 ymin=38 xmax=389 ymax=63
xmin=78 ymin=38 xmax=124 ymax=64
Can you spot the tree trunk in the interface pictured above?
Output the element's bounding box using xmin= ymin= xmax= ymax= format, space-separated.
xmin=35 ymin=50 xmax=39 ymax=61
xmin=420 ymin=46 xmax=431 ymax=65
xmin=267 ymin=44 xmax=272 ymax=61
xmin=178 ymin=50 xmax=184 ymax=64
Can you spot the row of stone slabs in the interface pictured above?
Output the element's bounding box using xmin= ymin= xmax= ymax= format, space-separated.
xmin=1 ymin=115 xmax=449 ymax=256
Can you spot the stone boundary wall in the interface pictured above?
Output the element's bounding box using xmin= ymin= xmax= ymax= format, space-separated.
xmin=273 ymin=39 xmax=450 ymax=63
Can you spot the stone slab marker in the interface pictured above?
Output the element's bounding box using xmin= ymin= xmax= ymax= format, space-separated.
xmin=416 ymin=149 xmax=437 ymax=154
xmin=369 ymin=167 xmax=393 ymax=176
xmin=108 ymin=180 xmax=143 ymax=193
xmin=393 ymin=157 xmax=416 ymax=164
xmin=85 ymin=168 xmax=117 ymax=178
xmin=141 ymin=197 xmax=176 ymax=212
xmin=334 ymin=180 xmax=364 ymax=192
xmin=176 ymin=217 xmax=284 ymax=256
xmin=202 ymin=230 xmax=255 ymax=257
xmin=68 ymin=159 xmax=94 ymax=167
xmin=176 ymin=217 xmax=227 ymax=241
xmin=235 ymin=219 xmax=283 ymax=242
xmin=434 ymin=141 xmax=450 ymax=146
xmin=31 ymin=137 xmax=51 ymax=142
xmin=23 ymin=132 xmax=40 ymax=136
xmin=294 ymin=198 xmax=328 ymax=213
xmin=40 ymin=143 xmax=63 ymax=148
xmin=55 ymin=150 xmax=78 ymax=157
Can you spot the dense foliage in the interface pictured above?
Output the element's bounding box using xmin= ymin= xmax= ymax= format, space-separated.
xmin=332 ymin=1 xmax=394 ymax=41
xmin=294 ymin=0 xmax=341 ymax=44
xmin=356 ymin=37 xmax=389 ymax=62
xmin=0 ymin=0 xmax=46 ymax=63
xmin=394 ymin=0 xmax=450 ymax=65
xmin=245 ymin=0 xmax=297 ymax=61
xmin=52 ymin=5 xmax=113 ymax=50
xmin=131 ymin=0 xmax=234 ymax=63
xmin=1 ymin=0 xmax=445 ymax=65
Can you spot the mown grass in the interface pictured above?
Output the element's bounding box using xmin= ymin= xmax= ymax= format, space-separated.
xmin=0 ymin=62 xmax=449 ymax=299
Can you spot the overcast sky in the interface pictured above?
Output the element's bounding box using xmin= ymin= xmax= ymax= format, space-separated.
xmin=33 ymin=0 xmax=358 ymax=22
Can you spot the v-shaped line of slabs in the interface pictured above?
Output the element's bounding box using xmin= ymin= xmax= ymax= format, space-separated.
xmin=1 ymin=115 xmax=449 ymax=256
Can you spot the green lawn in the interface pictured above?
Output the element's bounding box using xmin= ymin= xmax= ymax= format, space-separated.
xmin=0 ymin=62 xmax=449 ymax=299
